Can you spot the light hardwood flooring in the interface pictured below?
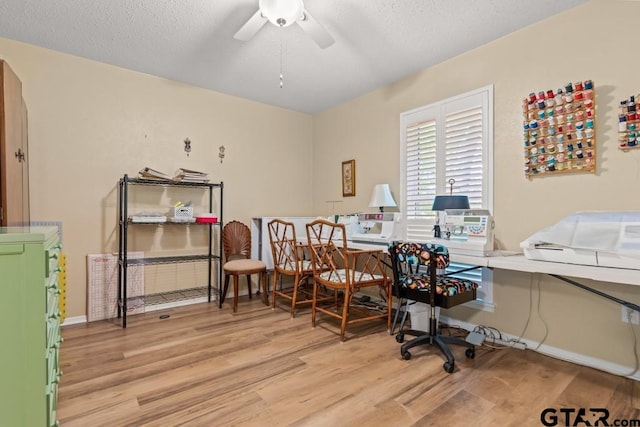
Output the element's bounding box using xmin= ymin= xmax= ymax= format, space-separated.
xmin=58 ymin=297 xmax=640 ymax=426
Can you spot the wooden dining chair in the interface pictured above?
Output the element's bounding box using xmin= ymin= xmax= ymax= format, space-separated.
xmin=221 ymin=220 xmax=268 ymax=312
xmin=305 ymin=218 xmax=391 ymax=341
xmin=268 ymin=218 xmax=334 ymax=317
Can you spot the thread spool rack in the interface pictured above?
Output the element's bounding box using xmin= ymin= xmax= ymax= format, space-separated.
xmin=617 ymin=95 xmax=640 ymax=151
xmin=522 ymin=80 xmax=596 ymax=178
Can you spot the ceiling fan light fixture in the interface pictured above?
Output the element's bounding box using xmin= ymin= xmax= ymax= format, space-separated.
xmin=259 ymin=0 xmax=304 ymax=27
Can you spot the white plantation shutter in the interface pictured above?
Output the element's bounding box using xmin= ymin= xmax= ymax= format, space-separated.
xmin=445 ymin=106 xmax=484 ymax=208
xmin=405 ymin=118 xmax=437 ymax=241
xmin=400 ymin=85 xmax=494 ymax=309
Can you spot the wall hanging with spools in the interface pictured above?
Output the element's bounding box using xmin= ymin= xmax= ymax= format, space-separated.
xmin=617 ymin=95 xmax=640 ymax=151
xmin=522 ymin=80 xmax=596 ymax=178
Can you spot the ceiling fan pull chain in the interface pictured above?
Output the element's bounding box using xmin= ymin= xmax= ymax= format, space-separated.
xmin=279 ymin=40 xmax=284 ymax=88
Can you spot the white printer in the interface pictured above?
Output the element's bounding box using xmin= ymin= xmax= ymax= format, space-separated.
xmin=520 ymin=211 xmax=640 ymax=270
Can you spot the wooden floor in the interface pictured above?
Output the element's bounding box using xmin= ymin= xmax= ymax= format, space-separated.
xmin=58 ymin=297 xmax=640 ymax=427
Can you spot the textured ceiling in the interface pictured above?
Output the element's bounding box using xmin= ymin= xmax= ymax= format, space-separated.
xmin=0 ymin=0 xmax=589 ymax=114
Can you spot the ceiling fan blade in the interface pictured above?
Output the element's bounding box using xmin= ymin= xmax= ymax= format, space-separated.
xmin=297 ymin=9 xmax=335 ymax=49
xmin=233 ymin=9 xmax=268 ymax=41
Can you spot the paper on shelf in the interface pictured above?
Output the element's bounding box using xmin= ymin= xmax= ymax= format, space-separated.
xmin=138 ymin=167 xmax=172 ymax=181
xmin=173 ymin=168 xmax=209 ymax=183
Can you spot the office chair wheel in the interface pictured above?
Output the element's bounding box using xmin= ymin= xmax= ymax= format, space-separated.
xmin=465 ymin=348 xmax=475 ymax=359
xmin=443 ymin=361 xmax=455 ymax=373
xmin=395 ymin=333 xmax=405 ymax=343
xmin=401 ymin=350 xmax=412 ymax=360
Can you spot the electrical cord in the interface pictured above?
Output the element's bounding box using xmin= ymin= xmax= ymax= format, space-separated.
xmin=526 ymin=275 xmax=640 ymax=378
xmin=439 ymin=324 xmax=467 ymax=338
xmin=473 ymin=325 xmax=503 ymax=349
xmin=439 ymin=322 xmax=524 ymax=350
xmin=425 ymin=273 xmax=536 ymax=351
xmin=481 ymin=275 xmax=639 ymax=379
xmin=621 ymin=310 xmax=640 ymax=377
xmin=350 ymin=294 xmax=387 ymax=313
xmin=519 ymin=272 xmax=535 ymax=342
xmin=440 ymin=278 xmax=640 ymax=379
xmin=534 ymin=274 xmax=549 ymax=351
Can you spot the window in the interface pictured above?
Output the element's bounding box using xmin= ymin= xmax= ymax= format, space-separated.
xmin=400 ymin=85 xmax=494 ymax=310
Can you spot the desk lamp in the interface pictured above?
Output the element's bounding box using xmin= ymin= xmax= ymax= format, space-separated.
xmin=432 ymin=179 xmax=470 ymax=238
xmin=368 ymin=184 xmax=397 ymax=212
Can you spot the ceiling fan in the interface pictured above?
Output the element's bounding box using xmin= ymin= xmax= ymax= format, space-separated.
xmin=234 ymin=0 xmax=335 ymax=49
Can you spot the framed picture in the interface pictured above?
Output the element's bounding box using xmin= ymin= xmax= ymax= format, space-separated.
xmin=342 ymin=159 xmax=355 ymax=197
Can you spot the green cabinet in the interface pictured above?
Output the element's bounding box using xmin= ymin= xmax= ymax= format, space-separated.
xmin=0 ymin=226 xmax=61 ymax=426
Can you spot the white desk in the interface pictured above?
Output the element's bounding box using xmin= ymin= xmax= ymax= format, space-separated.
xmin=485 ymin=253 xmax=640 ymax=287
xmin=347 ymin=241 xmax=494 ymax=269
xmin=252 ymin=213 xmax=640 ymax=287
xmin=347 ymin=241 xmax=489 ymax=264
xmin=446 ymin=250 xmax=640 ymax=312
xmin=344 ymin=242 xmax=640 ymax=314
xmin=344 ymin=241 xmax=640 ymax=322
xmin=346 ymin=240 xmax=390 ymax=252
xmin=323 ymin=238 xmax=640 ymax=287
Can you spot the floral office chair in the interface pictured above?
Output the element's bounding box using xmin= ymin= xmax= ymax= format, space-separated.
xmin=389 ymin=241 xmax=478 ymax=373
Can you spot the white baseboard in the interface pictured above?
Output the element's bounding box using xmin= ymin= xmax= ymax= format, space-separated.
xmin=62 ymin=315 xmax=87 ymax=326
xmin=441 ymin=315 xmax=640 ymax=381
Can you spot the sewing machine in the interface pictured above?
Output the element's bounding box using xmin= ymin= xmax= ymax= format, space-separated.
xmin=349 ymin=212 xmax=403 ymax=246
xmin=434 ymin=209 xmax=494 ymax=256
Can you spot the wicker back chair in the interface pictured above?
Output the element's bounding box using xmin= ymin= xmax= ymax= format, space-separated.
xmin=221 ymin=220 xmax=267 ymax=312
xmin=305 ymin=218 xmax=391 ymax=341
xmin=268 ymin=219 xmax=333 ymax=317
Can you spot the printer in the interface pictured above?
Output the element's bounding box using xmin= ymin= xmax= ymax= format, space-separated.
xmin=520 ymin=211 xmax=640 ymax=270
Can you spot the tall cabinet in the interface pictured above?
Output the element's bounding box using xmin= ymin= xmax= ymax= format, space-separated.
xmin=117 ymin=175 xmax=223 ymax=327
xmin=0 ymin=226 xmax=62 ymax=426
xmin=0 ymin=60 xmax=30 ymax=226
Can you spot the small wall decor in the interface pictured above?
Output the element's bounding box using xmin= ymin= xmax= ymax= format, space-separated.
xmin=617 ymin=95 xmax=640 ymax=151
xmin=342 ymin=159 xmax=355 ymax=197
xmin=184 ymin=138 xmax=191 ymax=157
xmin=522 ymin=80 xmax=596 ymax=178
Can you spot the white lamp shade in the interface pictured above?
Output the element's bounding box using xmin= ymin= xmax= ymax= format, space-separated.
xmin=259 ymin=0 xmax=304 ymax=27
xmin=369 ymin=184 xmax=397 ymax=209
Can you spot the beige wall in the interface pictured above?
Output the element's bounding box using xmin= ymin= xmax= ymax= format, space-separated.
xmin=1 ymin=0 xmax=639 ymax=374
xmin=0 ymin=37 xmax=314 ymax=318
xmin=314 ymin=0 xmax=640 ymax=373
